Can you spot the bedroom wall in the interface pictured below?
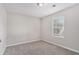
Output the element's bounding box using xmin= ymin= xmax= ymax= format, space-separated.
xmin=0 ymin=4 xmax=7 ymax=54
xmin=7 ymin=12 xmax=40 ymax=46
xmin=41 ymin=4 xmax=79 ymax=52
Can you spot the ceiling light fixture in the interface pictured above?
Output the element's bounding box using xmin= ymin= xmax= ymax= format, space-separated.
xmin=37 ymin=3 xmax=44 ymax=7
xmin=52 ymin=2 xmax=56 ymax=7
xmin=52 ymin=4 xmax=56 ymax=7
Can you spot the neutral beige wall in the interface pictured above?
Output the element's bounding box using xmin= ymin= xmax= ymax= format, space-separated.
xmin=7 ymin=12 xmax=40 ymax=46
xmin=41 ymin=4 xmax=79 ymax=52
xmin=0 ymin=4 xmax=7 ymax=54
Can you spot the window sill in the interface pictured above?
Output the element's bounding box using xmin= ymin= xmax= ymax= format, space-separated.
xmin=54 ymin=36 xmax=64 ymax=38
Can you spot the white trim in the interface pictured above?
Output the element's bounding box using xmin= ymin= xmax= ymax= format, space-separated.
xmin=43 ymin=40 xmax=79 ymax=54
xmin=0 ymin=38 xmax=7 ymax=55
xmin=7 ymin=39 xmax=41 ymax=47
xmin=54 ymin=36 xmax=64 ymax=38
xmin=2 ymin=46 xmax=6 ymax=55
xmin=0 ymin=46 xmax=6 ymax=55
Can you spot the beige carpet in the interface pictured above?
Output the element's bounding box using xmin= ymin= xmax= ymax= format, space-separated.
xmin=4 ymin=40 xmax=79 ymax=55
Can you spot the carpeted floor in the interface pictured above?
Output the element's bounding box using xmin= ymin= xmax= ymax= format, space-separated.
xmin=4 ymin=40 xmax=79 ymax=55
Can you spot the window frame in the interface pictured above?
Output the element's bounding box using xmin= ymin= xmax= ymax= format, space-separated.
xmin=52 ymin=16 xmax=64 ymax=38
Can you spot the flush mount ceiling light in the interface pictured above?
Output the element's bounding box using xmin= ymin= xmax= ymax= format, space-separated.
xmin=36 ymin=3 xmax=56 ymax=8
xmin=37 ymin=3 xmax=44 ymax=7
xmin=52 ymin=4 xmax=56 ymax=7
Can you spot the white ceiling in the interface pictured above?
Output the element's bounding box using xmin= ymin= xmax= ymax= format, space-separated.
xmin=4 ymin=3 xmax=76 ymax=18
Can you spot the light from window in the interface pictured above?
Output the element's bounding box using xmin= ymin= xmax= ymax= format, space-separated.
xmin=53 ymin=16 xmax=64 ymax=37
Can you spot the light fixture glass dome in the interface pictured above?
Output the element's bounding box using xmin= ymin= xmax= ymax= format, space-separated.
xmin=37 ymin=3 xmax=44 ymax=7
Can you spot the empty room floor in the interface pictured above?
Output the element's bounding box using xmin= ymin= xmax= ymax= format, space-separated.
xmin=4 ymin=40 xmax=79 ymax=55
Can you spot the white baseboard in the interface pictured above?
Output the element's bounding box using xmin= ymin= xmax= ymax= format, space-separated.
xmin=7 ymin=39 xmax=41 ymax=47
xmin=43 ymin=40 xmax=79 ymax=54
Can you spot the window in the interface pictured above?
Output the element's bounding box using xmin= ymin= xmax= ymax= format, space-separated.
xmin=53 ymin=16 xmax=64 ymax=38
